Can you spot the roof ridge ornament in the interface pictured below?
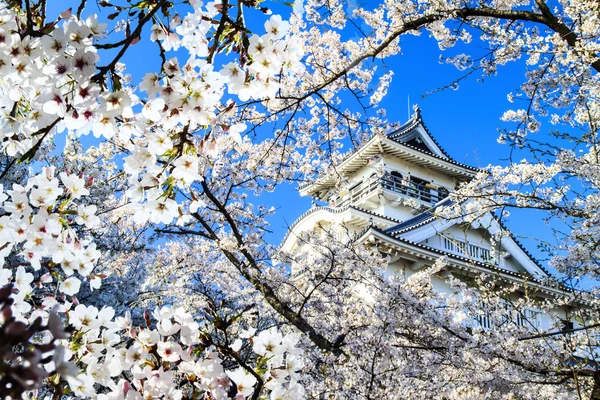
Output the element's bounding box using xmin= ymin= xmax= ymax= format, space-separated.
xmin=411 ymin=103 xmax=421 ymax=121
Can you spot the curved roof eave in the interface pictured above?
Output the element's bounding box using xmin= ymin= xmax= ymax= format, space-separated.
xmin=279 ymin=206 xmax=401 ymax=252
xmin=299 ymin=136 xmax=479 ymax=197
xmin=356 ymin=227 xmax=568 ymax=297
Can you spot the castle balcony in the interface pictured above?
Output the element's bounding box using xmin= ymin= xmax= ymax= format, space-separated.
xmin=333 ymin=172 xmax=449 ymax=210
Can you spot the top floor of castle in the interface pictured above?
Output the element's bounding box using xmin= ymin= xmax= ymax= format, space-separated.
xmin=298 ymin=106 xmax=479 ymax=222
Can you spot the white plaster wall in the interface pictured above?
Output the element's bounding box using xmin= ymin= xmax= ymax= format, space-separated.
xmin=443 ymin=226 xmax=490 ymax=247
xmin=382 ymin=156 xmax=455 ymax=190
xmin=500 ymin=257 xmax=523 ymax=274
xmin=422 ymin=235 xmax=442 ymax=249
xmin=387 ymin=260 xmax=456 ymax=296
xmin=380 ymin=204 xmax=419 ymax=222
xmin=386 ymin=259 xmax=411 ymax=279
xmin=341 ymin=163 xmax=381 ymax=192
xmin=428 ymin=229 xmax=526 ymax=275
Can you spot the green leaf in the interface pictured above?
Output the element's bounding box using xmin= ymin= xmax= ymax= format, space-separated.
xmin=111 ymin=72 xmax=122 ymax=92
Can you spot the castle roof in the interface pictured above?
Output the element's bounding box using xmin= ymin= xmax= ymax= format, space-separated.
xmin=279 ymin=205 xmax=401 ymax=253
xmin=286 ymin=107 xmax=564 ymax=299
xmin=387 ymin=105 xmax=453 ymax=159
xmin=382 ymin=199 xmax=553 ymax=277
xmin=385 ymin=198 xmax=454 ymax=234
xmin=356 ymin=226 xmax=566 ymax=297
xmin=299 ymin=108 xmax=479 ymax=199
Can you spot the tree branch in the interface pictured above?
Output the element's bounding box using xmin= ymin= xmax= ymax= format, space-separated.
xmin=198 ymin=182 xmax=344 ymax=355
xmin=92 ymin=0 xmax=169 ymax=83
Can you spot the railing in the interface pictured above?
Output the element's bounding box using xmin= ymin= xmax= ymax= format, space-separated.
xmin=380 ymin=174 xmax=446 ymax=204
xmin=443 ymin=237 xmax=491 ymax=262
xmin=474 ymin=305 xmax=541 ymax=330
xmin=335 ymin=174 xmax=380 ymax=208
xmin=334 ymin=173 xmax=448 ymax=208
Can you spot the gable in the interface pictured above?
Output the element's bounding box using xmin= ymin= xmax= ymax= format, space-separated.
xmin=387 ymin=107 xmax=450 ymax=159
xmin=387 ymin=210 xmax=549 ymax=280
xmin=405 ymin=137 xmax=434 ymax=153
xmin=427 ymin=229 xmax=526 ymax=276
xmin=388 ymin=124 xmax=449 ymax=158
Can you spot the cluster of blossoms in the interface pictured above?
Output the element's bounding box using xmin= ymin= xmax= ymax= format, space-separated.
xmin=277 ymin=229 xmax=584 ymax=399
xmin=0 ymin=166 xmax=101 ymax=322
xmin=56 ymin=304 xmax=305 ymax=399
xmin=0 ymin=0 xmax=599 ymax=397
xmin=124 ymin=8 xmax=305 ymax=225
xmin=0 ymin=7 xmax=107 ymax=156
xmin=0 ymin=4 xmax=309 ymax=398
xmin=0 ymin=4 xmax=306 ymax=227
xmin=150 ymin=10 xmax=301 ymax=101
xmin=0 ymin=165 xmax=306 ymax=398
xmin=437 ymin=162 xmax=565 ymax=224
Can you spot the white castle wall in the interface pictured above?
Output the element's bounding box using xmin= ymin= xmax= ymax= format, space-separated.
xmin=382 ymin=156 xmax=455 ymax=190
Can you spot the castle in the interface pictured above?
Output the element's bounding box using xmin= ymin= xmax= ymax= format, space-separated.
xmin=281 ymin=107 xmax=570 ymax=331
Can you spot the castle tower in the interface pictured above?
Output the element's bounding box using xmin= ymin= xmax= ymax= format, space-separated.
xmin=298 ymin=106 xmax=476 ymax=222
xmin=281 ymin=107 xmax=569 ymax=331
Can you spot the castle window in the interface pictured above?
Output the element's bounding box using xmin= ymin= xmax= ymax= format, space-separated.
xmin=520 ymin=309 xmax=541 ymax=328
xmin=443 ymin=237 xmax=490 ymax=261
xmin=561 ymin=319 xmax=574 ymax=332
xmin=408 ymin=176 xmax=431 ymax=202
xmin=379 ymin=173 xmax=450 ymax=205
xmin=474 ymin=301 xmax=541 ymax=330
xmin=384 ymin=171 xmax=403 ymax=191
xmin=438 ymin=187 xmax=449 ymax=199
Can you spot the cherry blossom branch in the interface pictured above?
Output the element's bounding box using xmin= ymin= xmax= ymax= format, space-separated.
xmin=207 ymin=0 xmax=229 ymax=64
xmin=519 ymin=322 xmax=600 ymax=341
xmin=197 ymin=181 xmax=345 ymax=356
xmin=24 ymin=0 xmax=33 ymax=34
xmin=532 ymin=0 xmax=600 ymax=72
xmin=92 ymin=0 xmax=169 ymax=83
xmin=76 ymin=0 xmax=87 ymax=19
xmin=295 ymin=4 xmax=598 ymax=109
xmin=18 ymin=117 xmax=61 ymax=164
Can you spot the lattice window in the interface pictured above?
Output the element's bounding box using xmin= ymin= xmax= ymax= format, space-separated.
xmin=443 ymin=237 xmax=455 ymax=251
xmin=474 ymin=301 xmax=541 ymax=331
xmin=443 ymin=237 xmax=490 ymax=261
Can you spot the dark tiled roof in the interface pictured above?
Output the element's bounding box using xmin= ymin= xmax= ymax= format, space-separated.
xmin=279 ymin=205 xmax=399 ymax=249
xmin=394 ymin=140 xmax=480 ymax=172
xmin=385 ymin=198 xmax=455 ymax=234
xmin=384 ymin=201 xmax=551 ymax=278
xmin=351 ymin=206 xmax=401 ymax=224
xmin=370 ymin=226 xmax=553 ymax=285
xmin=299 ymin=112 xmax=479 ymax=193
xmin=386 ymin=109 xmax=479 ymax=173
xmin=387 ymin=107 xmax=453 ymax=159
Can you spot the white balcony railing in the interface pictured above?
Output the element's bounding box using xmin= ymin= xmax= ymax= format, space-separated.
xmin=334 ymin=173 xmax=449 ymax=208
xmin=443 ymin=237 xmax=491 ymax=262
xmin=473 ymin=303 xmax=541 ymax=331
